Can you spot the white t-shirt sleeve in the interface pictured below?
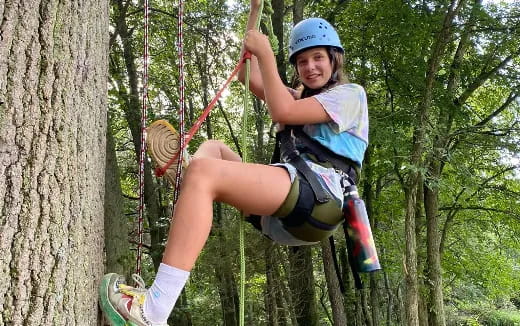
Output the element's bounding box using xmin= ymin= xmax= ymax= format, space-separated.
xmin=313 ymin=83 xmax=367 ymax=133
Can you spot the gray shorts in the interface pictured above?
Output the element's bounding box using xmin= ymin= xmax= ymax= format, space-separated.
xmin=259 ymin=163 xmax=319 ymax=246
xmin=260 ymin=214 xmax=319 ymax=246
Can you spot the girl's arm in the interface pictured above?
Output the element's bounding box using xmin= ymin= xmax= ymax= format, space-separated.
xmin=244 ymin=30 xmax=331 ymax=125
xmin=237 ymin=2 xmax=265 ymax=100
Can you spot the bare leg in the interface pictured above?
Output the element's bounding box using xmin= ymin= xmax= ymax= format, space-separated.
xmin=162 ymin=157 xmax=290 ymax=271
xmin=192 ymin=139 xmax=242 ymax=162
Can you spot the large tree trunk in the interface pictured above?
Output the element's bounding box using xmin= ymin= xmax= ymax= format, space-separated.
xmin=416 ymin=176 xmax=428 ymax=326
xmin=403 ymin=185 xmax=419 ymax=326
xmin=265 ymin=243 xmax=280 ymax=326
xmin=0 ymin=0 xmax=108 ymax=324
xmin=360 ymin=289 xmax=374 ymax=326
xmin=383 ymin=268 xmax=393 ymax=326
xmin=404 ymin=2 xmax=463 ymax=325
xmin=265 ymin=242 xmax=291 ymax=326
xmin=362 ymin=146 xmax=381 ymax=326
xmin=424 ymin=176 xmax=445 ymax=326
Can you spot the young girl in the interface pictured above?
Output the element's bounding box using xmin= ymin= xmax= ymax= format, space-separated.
xmin=99 ymin=1 xmax=368 ymax=324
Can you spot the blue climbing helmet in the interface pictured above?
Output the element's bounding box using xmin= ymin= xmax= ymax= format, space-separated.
xmin=288 ymin=18 xmax=344 ymax=64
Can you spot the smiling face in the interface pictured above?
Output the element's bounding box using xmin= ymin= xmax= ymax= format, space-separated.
xmin=295 ymin=47 xmax=333 ymax=90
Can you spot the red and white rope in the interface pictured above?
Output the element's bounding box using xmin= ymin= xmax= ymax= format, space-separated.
xmin=154 ymin=52 xmax=251 ymax=178
xmin=136 ymin=0 xmax=150 ymax=276
xmin=173 ymin=0 xmax=185 ymax=202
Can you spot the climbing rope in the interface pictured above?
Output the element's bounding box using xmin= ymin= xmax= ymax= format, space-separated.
xmin=136 ymin=0 xmax=150 ymax=276
xmin=239 ymin=52 xmax=250 ymax=326
xmin=239 ymin=2 xmax=264 ymax=325
xmin=141 ymin=1 xmax=270 ymax=323
xmin=173 ymin=0 xmax=185 ymax=203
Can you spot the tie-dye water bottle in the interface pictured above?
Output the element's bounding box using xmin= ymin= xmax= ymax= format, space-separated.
xmin=343 ymin=185 xmax=381 ymax=273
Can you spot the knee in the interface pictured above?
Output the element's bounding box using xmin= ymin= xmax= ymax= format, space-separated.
xmin=181 ymin=158 xmax=214 ymax=191
xmin=199 ymin=139 xmax=226 ymax=150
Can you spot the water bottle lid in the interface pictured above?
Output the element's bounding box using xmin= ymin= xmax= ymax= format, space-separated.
xmin=345 ymin=185 xmax=358 ymax=197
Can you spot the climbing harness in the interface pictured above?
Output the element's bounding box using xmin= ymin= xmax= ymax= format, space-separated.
xmin=252 ymin=124 xmax=381 ymax=288
xmin=269 ymin=126 xmax=359 ymax=239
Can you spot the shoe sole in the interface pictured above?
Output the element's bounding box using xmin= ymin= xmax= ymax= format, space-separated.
xmin=146 ymin=120 xmax=182 ymax=186
xmin=99 ymin=273 xmax=126 ymax=326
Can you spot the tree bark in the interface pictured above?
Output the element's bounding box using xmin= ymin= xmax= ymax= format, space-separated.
xmin=214 ymin=204 xmax=239 ymax=326
xmin=288 ymin=246 xmax=318 ymax=326
xmin=321 ymin=240 xmax=347 ymax=326
xmin=104 ymin=121 xmax=132 ymax=280
xmin=0 ymin=0 xmax=108 ymax=324
xmin=339 ymin=246 xmax=357 ymax=326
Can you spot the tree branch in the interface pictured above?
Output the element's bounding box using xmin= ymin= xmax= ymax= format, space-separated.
xmin=475 ymin=90 xmax=519 ymax=126
xmin=455 ymin=51 xmax=519 ymax=106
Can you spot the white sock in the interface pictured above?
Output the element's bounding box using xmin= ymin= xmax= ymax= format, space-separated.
xmin=143 ymin=263 xmax=190 ymax=324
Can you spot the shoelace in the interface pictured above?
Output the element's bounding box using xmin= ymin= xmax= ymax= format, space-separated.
xmin=132 ymin=274 xmax=147 ymax=289
xmin=119 ymin=274 xmax=148 ymax=303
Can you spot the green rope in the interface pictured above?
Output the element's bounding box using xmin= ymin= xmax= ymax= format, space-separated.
xmin=240 ymin=1 xmax=264 ymax=325
xmin=261 ymin=0 xmax=279 ymax=56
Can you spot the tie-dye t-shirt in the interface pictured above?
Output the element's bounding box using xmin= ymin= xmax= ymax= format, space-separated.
xmin=305 ymin=83 xmax=369 ymax=166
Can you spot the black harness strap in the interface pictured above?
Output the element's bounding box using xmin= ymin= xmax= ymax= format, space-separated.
xmin=344 ymin=223 xmax=363 ymax=290
xmin=279 ymin=128 xmax=331 ymax=203
xmin=280 ymin=175 xmax=315 ymax=227
xmin=279 ymin=125 xmax=358 ymax=180
xmin=290 ymin=127 xmax=359 ymax=181
xmin=329 ymin=236 xmax=346 ymax=293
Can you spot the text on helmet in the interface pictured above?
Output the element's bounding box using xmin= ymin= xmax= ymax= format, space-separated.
xmin=295 ymin=34 xmax=317 ymax=45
